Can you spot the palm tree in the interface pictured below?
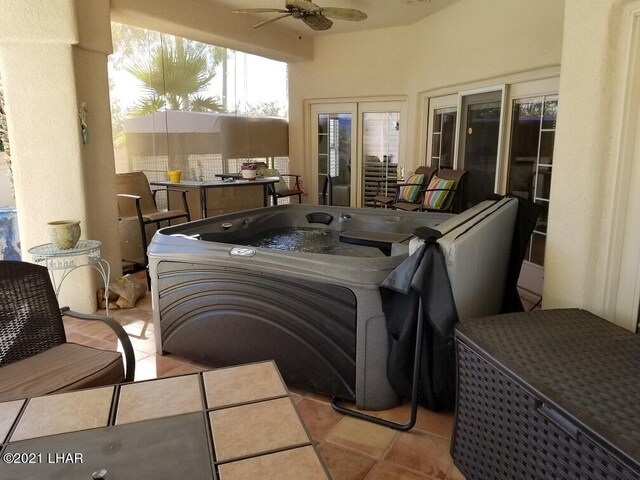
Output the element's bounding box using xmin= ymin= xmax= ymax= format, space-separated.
xmin=126 ymin=37 xmax=225 ymax=115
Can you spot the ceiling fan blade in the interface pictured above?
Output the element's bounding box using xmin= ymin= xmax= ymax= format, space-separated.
xmin=253 ymin=13 xmax=292 ymax=29
xmin=292 ymin=0 xmax=321 ymax=12
xmin=320 ymin=7 xmax=367 ymax=21
xmin=233 ymin=8 xmax=289 ymax=14
xmin=302 ymin=14 xmax=333 ymax=30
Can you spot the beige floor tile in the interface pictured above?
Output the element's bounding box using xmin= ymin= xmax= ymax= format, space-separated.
xmin=290 ymin=391 xmax=305 ymax=404
xmin=316 ymin=441 xmax=376 ymax=480
xmin=203 ymin=361 xmax=287 ymax=408
xmin=210 ymin=397 xmax=310 ymax=461
xmin=367 ymin=462 xmax=434 ymax=480
xmin=324 ymin=416 xmax=397 ymax=459
xmin=218 ymin=446 xmax=328 ymax=480
xmin=446 ymin=464 xmax=466 ymax=480
xmin=0 ymin=400 xmax=25 ymax=443
xmin=295 ymin=398 xmax=343 ymax=441
xmin=132 ymin=353 xmax=192 ymax=381
xmin=11 ymin=387 xmax=113 ymax=441
xmin=116 ymin=374 xmax=202 ymax=425
xmin=384 ymin=431 xmax=452 ymax=479
xmin=335 ymin=401 xmax=454 ymax=439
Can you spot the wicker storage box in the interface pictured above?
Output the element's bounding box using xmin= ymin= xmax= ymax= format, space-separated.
xmin=452 ymin=309 xmax=640 ymax=480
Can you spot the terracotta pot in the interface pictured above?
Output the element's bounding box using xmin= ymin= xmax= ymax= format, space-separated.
xmin=48 ymin=220 xmax=81 ymax=249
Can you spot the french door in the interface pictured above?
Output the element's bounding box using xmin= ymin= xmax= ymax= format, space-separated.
xmin=311 ymin=103 xmax=357 ymax=206
xmin=310 ymin=100 xmax=406 ymax=207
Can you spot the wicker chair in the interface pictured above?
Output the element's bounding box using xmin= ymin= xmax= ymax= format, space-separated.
xmin=0 ymin=261 xmax=135 ymax=402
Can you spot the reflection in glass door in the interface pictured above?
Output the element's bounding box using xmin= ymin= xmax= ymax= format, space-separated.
xmin=361 ymin=111 xmax=400 ymax=207
xmin=508 ymin=94 xmax=558 ymax=267
xmin=317 ymin=112 xmax=353 ymax=206
xmin=430 ymin=107 xmax=457 ymax=169
xmin=458 ymin=90 xmax=504 ymax=210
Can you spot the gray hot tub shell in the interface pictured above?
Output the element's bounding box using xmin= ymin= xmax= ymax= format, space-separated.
xmin=148 ymin=198 xmax=518 ymax=410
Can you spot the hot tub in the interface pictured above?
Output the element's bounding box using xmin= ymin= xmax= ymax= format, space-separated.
xmin=149 ymin=198 xmax=518 ymax=409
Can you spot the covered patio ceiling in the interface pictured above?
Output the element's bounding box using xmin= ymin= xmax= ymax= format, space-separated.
xmin=210 ymin=0 xmax=462 ymax=36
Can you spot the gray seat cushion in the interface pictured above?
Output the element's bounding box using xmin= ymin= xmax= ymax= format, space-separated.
xmin=0 ymin=343 xmax=125 ymax=402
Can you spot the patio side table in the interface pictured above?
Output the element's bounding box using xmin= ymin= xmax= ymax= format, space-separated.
xmin=28 ymin=240 xmax=111 ymax=314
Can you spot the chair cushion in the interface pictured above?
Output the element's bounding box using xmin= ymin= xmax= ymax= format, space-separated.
xmin=0 ymin=343 xmax=125 ymax=402
xmin=424 ymin=176 xmax=455 ymax=210
xmin=258 ymin=168 xmax=288 ymax=192
xmin=397 ymin=174 xmax=424 ymax=202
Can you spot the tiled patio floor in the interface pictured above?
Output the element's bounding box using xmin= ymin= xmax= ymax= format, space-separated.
xmin=63 ymin=289 xmax=472 ymax=480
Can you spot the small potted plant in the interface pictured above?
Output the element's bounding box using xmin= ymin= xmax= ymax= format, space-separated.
xmin=241 ymin=162 xmax=257 ymax=180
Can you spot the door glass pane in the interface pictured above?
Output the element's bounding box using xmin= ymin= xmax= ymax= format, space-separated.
xmin=536 ymin=165 xmax=552 ymax=200
xmin=429 ymin=107 xmax=456 ymax=169
xmin=540 ymin=131 xmax=555 ymax=164
xmin=507 ymin=94 xmax=558 ymax=268
xmin=317 ymin=113 xmax=352 ymax=206
xmin=530 ymin=232 xmax=546 ymax=266
xmin=508 ymin=97 xmax=542 ymax=200
xmin=362 ymin=112 xmax=400 ymax=207
xmin=542 ymin=97 xmax=558 ymax=129
xmin=460 ymin=93 xmax=502 ymax=210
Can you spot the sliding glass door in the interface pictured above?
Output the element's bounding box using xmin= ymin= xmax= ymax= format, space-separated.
xmin=424 ymin=79 xmax=558 ymax=298
xmin=457 ymin=89 xmax=506 ymax=210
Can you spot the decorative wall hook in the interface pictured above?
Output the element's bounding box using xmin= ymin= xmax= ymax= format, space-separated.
xmin=79 ymin=102 xmax=89 ymax=144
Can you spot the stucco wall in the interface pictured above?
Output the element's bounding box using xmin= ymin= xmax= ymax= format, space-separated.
xmin=544 ymin=0 xmax=640 ymax=325
xmin=0 ymin=0 xmax=121 ymax=311
xmin=287 ymin=0 xmax=564 ymax=194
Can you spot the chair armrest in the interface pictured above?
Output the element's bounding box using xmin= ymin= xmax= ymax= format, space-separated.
xmin=61 ymin=307 xmax=136 ymax=383
xmin=151 ymin=188 xmax=191 ymax=219
xmin=117 ymin=193 xmax=142 ymax=200
xmin=280 ymin=174 xmax=301 ymax=190
xmin=396 ymin=182 xmax=423 ymax=187
xmin=373 ymin=179 xmax=397 ymax=195
xmin=117 ymin=194 xmax=144 ymax=223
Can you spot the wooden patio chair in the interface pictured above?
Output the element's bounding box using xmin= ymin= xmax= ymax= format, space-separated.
xmin=257 ymin=167 xmax=304 ymax=204
xmin=0 ymin=261 xmax=135 ymax=402
xmin=116 ymin=171 xmax=191 ymax=286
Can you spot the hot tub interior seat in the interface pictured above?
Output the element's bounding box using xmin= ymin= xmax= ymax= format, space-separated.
xmin=149 ymin=200 xmax=518 ymax=409
xmin=339 ymin=230 xmax=413 ymax=253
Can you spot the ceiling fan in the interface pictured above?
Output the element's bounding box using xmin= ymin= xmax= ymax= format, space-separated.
xmin=233 ymin=0 xmax=367 ymax=31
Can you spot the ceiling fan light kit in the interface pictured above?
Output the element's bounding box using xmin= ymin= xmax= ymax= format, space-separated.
xmin=233 ymin=0 xmax=368 ymax=31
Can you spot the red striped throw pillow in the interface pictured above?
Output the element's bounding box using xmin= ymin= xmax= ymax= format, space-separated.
xmin=423 ymin=176 xmax=455 ymax=209
xmin=398 ymin=173 xmax=425 ymax=202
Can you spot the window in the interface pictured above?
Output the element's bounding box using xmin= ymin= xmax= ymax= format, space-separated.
xmin=430 ymin=107 xmax=457 ymax=169
xmin=108 ymin=23 xmax=289 ymax=185
xmin=507 ymin=95 xmax=558 ymax=266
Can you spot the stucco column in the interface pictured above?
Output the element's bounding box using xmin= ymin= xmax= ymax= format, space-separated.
xmin=0 ymin=0 xmax=121 ymax=311
xmin=544 ymin=0 xmax=636 ymax=321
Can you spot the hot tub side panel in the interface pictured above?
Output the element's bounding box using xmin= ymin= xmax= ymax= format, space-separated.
xmin=156 ymin=260 xmax=357 ymax=401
